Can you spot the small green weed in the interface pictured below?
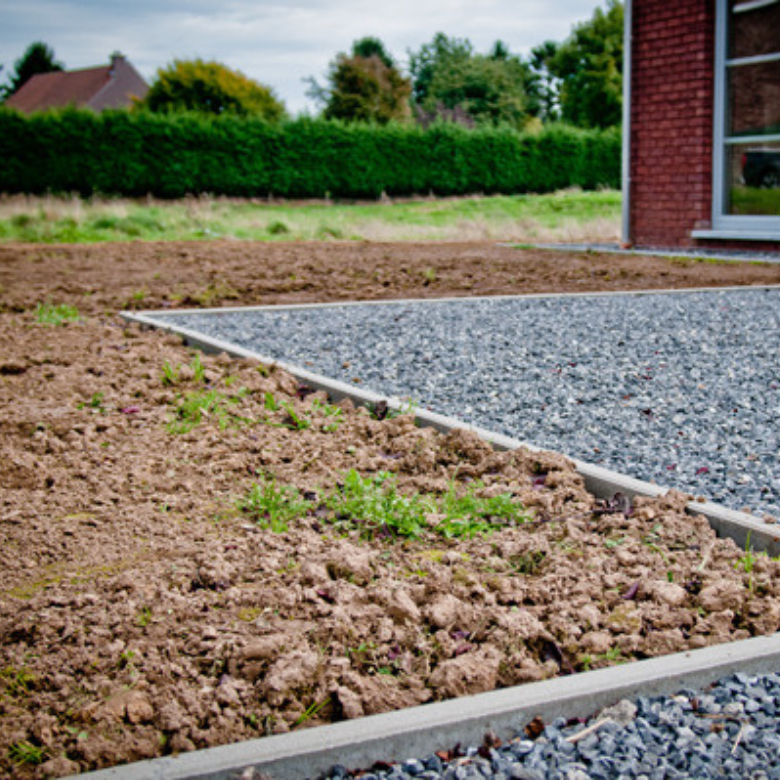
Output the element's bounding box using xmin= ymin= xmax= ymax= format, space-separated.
xmin=264 ymin=391 xmax=281 ymax=411
xmin=77 ymin=391 xmax=107 ymax=414
xmin=118 ymin=649 xmax=137 ymax=670
xmin=191 ymin=353 xmax=206 ymax=383
xmin=508 ymin=550 xmax=547 ymax=575
xmin=312 ymin=399 xmax=343 ymax=432
xmin=438 ymin=481 xmax=532 ymax=538
xmin=161 ymin=360 xmax=180 ymax=386
xmin=35 ymin=302 xmax=80 ymax=326
xmin=325 ymin=470 xmax=431 ymax=539
xmin=135 ymin=606 xmax=153 ymax=628
xmin=168 ymin=389 xmax=249 ymax=433
xmin=735 ymin=532 xmax=758 ymax=574
xmin=162 ymin=354 xmax=206 ymax=386
xmin=369 ymin=397 xmax=419 ymax=420
xmin=280 ymin=401 xmax=311 ymax=431
xmin=1 ymin=666 xmax=36 ymax=696
xmin=236 ymin=470 xmax=533 ymax=544
xmin=237 ymin=477 xmax=311 ymax=532
xmin=8 ymin=740 xmax=46 ymax=766
xmin=293 ymin=697 xmax=330 ymax=727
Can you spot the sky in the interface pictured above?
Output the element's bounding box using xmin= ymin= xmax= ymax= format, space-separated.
xmin=1 ymin=0 xmax=605 ymax=114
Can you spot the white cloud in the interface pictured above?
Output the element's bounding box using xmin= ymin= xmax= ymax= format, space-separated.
xmin=1 ymin=0 xmax=603 ymax=113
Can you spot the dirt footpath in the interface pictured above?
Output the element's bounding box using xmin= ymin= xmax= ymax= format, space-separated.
xmin=2 ymin=241 xmax=780 ymax=778
xmin=2 ymin=240 xmax=780 ymax=315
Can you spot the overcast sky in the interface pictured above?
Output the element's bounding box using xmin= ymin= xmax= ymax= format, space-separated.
xmin=1 ymin=0 xmax=605 ymax=114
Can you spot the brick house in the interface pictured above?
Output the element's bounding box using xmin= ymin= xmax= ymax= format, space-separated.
xmin=5 ymin=53 xmax=149 ymax=114
xmin=624 ymin=0 xmax=780 ymax=249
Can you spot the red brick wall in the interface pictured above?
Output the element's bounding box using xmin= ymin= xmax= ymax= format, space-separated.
xmin=630 ymin=0 xmax=715 ymax=247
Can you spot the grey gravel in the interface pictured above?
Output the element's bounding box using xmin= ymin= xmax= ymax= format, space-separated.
xmin=310 ymin=673 xmax=780 ymax=779
xmin=152 ymin=286 xmax=780 ymax=518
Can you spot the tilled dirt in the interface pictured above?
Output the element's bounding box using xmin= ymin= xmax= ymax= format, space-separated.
xmin=2 ymin=241 xmax=780 ymax=778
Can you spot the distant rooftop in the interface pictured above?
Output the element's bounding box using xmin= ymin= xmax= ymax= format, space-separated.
xmin=5 ymin=53 xmax=149 ymax=113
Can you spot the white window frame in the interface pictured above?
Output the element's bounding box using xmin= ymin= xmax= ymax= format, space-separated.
xmin=693 ymin=0 xmax=780 ymax=240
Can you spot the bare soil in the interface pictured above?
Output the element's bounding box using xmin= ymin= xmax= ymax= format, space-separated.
xmin=2 ymin=241 xmax=780 ymax=778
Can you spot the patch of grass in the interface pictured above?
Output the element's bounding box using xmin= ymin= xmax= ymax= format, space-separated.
xmin=237 ymin=477 xmax=311 ymax=533
xmin=237 ymin=470 xmax=533 ymax=543
xmin=162 ymin=354 xmax=206 ymax=386
xmin=311 ymin=398 xmax=343 ymax=432
xmin=438 ymin=481 xmax=533 ymax=538
xmin=135 ymin=606 xmax=153 ymax=628
xmin=161 ymin=360 xmax=181 ymax=386
xmin=0 ymin=191 xmax=622 ymax=244
xmin=1 ymin=666 xmax=36 ymax=697
xmin=267 ymin=220 xmax=291 ymax=235
xmin=188 ymin=280 xmax=240 ymax=306
xmin=279 ymin=401 xmax=311 ymax=431
xmin=35 ymin=301 xmax=80 ymax=326
xmin=264 ymin=391 xmax=281 ymax=412
xmin=8 ymin=740 xmax=46 ymax=766
xmin=167 ymin=389 xmax=250 ymax=433
xmin=325 ymin=470 xmax=431 ymax=539
xmin=735 ymin=532 xmax=759 ymax=574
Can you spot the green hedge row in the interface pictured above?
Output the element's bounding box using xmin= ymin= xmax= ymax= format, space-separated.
xmin=0 ymin=109 xmax=620 ymax=199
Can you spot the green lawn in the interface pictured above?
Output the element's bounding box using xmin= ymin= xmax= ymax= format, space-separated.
xmin=0 ymin=189 xmax=622 ymax=244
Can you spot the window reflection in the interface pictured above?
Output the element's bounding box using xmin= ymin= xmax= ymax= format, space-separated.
xmin=724 ymin=0 xmax=780 ymax=216
xmin=728 ymin=61 xmax=780 ymax=137
xmin=729 ymin=0 xmax=780 ymax=59
xmin=728 ymin=141 xmax=780 ymax=215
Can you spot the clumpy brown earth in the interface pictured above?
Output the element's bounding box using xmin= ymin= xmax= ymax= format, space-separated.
xmin=2 ymin=241 xmax=780 ymax=778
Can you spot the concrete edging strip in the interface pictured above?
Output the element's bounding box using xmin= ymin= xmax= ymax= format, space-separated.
xmin=78 ymin=635 xmax=780 ymax=780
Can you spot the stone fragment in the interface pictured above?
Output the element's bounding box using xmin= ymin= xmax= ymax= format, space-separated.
xmin=387 ymin=588 xmax=421 ymax=623
xmin=699 ymin=581 xmax=744 ymax=612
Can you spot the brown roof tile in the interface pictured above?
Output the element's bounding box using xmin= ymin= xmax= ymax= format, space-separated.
xmin=5 ymin=56 xmax=149 ymax=113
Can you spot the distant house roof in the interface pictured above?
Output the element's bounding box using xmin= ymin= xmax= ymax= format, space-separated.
xmin=5 ymin=53 xmax=149 ymax=113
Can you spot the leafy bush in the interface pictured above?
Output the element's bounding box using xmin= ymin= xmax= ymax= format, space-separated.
xmin=139 ymin=59 xmax=286 ymax=121
xmin=0 ymin=108 xmax=620 ymax=199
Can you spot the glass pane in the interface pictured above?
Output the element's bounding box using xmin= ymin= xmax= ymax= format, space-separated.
xmin=729 ymin=0 xmax=780 ymax=59
xmin=727 ymin=141 xmax=780 ymax=215
xmin=727 ymin=60 xmax=780 ymax=136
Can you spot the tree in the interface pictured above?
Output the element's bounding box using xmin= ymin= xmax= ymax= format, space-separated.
xmin=351 ymin=37 xmax=394 ymax=68
xmin=527 ymin=41 xmax=561 ymax=122
xmin=549 ymin=0 xmax=623 ymax=128
xmin=408 ymin=33 xmax=472 ymax=106
xmin=4 ymin=42 xmax=63 ymax=100
xmin=409 ymin=34 xmax=532 ymax=128
xmin=317 ymin=38 xmax=412 ymax=124
xmin=139 ymin=59 xmax=286 ymax=120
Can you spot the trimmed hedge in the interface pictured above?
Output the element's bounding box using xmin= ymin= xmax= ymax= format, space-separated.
xmin=0 ymin=108 xmax=620 ymax=198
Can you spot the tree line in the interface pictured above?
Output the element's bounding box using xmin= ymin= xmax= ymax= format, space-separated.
xmin=1 ymin=0 xmax=622 ymax=130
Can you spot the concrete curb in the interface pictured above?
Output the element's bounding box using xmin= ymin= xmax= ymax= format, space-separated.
xmin=78 ymin=634 xmax=780 ymax=780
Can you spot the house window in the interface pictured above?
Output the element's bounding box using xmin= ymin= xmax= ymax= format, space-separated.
xmin=710 ymin=0 xmax=780 ymax=235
